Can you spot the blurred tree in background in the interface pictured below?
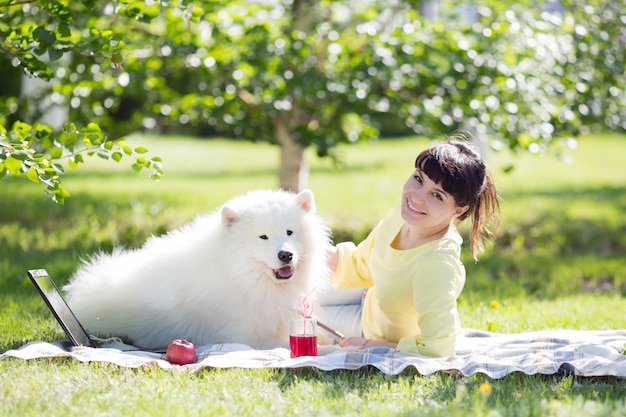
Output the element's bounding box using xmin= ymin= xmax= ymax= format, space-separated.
xmin=1 ymin=0 xmax=624 ymax=200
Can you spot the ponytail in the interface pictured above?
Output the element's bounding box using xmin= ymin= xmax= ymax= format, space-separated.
xmin=469 ymin=168 xmax=500 ymax=260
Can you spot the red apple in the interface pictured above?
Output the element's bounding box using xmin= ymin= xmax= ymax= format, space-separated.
xmin=166 ymin=339 xmax=197 ymax=365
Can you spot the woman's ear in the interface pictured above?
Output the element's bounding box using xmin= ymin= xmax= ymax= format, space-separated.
xmin=455 ymin=205 xmax=470 ymax=218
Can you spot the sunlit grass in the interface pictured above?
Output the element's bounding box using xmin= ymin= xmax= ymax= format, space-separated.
xmin=1 ymin=132 xmax=625 ymax=416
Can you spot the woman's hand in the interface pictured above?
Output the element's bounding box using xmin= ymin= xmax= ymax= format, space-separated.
xmin=338 ymin=336 xmax=368 ymax=348
xmin=327 ymin=245 xmax=339 ymax=273
xmin=339 ymin=337 xmax=397 ymax=349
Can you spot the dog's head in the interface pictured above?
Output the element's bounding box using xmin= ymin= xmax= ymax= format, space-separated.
xmin=220 ymin=189 xmax=328 ymax=285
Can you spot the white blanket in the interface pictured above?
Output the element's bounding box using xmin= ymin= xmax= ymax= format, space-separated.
xmin=3 ymin=329 xmax=625 ymax=379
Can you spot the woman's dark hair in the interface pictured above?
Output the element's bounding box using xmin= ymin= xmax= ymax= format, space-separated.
xmin=415 ymin=130 xmax=500 ymax=260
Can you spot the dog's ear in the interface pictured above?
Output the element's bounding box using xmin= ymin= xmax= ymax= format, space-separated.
xmin=295 ymin=189 xmax=315 ymax=213
xmin=221 ymin=206 xmax=240 ymax=226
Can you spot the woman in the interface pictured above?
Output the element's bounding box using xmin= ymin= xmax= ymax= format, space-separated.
xmin=318 ymin=131 xmax=500 ymax=357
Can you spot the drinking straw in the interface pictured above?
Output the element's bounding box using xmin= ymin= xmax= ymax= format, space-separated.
xmin=298 ymin=294 xmax=314 ymax=336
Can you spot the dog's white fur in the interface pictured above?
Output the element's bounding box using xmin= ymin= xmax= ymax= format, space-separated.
xmin=63 ymin=189 xmax=331 ymax=350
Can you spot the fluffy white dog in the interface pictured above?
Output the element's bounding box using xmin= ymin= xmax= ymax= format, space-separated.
xmin=63 ymin=189 xmax=331 ymax=350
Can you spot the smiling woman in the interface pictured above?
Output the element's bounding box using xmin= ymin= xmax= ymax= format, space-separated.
xmin=319 ymin=131 xmax=500 ymax=357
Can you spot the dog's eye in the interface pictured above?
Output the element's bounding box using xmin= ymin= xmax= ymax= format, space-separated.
xmin=259 ymin=235 xmax=268 ymax=240
xmin=286 ymin=230 xmax=293 ymax=236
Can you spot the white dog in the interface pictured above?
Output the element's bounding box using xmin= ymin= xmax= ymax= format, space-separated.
xmin=63 ymin=189 xmax=331 ymax=350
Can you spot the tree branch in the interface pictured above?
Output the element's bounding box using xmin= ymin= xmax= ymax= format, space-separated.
xmin=4 ymin=0 xmax=38 ymax=7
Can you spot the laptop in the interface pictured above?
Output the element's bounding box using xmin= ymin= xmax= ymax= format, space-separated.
xmin=27 ymin=269 xmax=97 ymax=348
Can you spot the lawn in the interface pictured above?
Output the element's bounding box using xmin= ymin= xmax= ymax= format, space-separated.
xmin=1 ymin=132 xmax=625 ymax=416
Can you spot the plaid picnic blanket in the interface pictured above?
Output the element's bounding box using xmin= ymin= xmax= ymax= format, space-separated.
xmin=3 ymin=329 xmax=625 ymax=379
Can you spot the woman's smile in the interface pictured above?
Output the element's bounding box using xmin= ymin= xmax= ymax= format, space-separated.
xmin=405 ymin=197 xmax=426 ymax=215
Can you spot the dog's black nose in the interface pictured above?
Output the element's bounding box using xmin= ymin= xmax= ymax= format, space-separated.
xmin=278 ymin=250 xmax=293 ymax=263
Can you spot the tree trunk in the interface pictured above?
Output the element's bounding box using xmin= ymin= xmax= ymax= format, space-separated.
xmin=274 ymin=116 xmax=308 ymax=192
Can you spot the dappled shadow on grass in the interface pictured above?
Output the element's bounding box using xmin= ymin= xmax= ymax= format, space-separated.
xmin=0 ymin=192 xmax=178 ymax=295
xmin=475 ymin=204 xmax=626 ymax=298
xmin=498 ymin=214 xmax=626 ymax=257
xmin=502 ymin=183 xmax=626 ymax=202
xmin=464 ymin=250 xmax=625 ymax=299
xmin=0 ymin=185 xmax=179 ymax=236
xmin=463 ymin=205 xmax=626 ymax=298
xmin=500 ymin=184 xmax=626 ymax=217
xmin=460 ymin=184 xmax=626 ymax=299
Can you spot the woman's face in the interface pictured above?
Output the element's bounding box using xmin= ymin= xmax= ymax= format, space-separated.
xmin=400 ymin=169 xmax=469 ymax=232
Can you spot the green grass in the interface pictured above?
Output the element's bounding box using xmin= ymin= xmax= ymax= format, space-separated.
xmin=1 ymin=133 xmax=625 ymax=416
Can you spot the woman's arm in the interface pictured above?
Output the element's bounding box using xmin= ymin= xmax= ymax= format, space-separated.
xmin=339 ymin=337 xmax=397 ymax=349
xmin=395 ymin=260 xmax=463 ymax=357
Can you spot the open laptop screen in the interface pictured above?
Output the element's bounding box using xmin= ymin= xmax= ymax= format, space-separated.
xmin=27 ymin=269 xmax=95 ymax=347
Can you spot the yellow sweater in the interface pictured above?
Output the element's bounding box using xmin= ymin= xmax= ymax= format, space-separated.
xmin=332 ymin=200 xmax=465 ymax=357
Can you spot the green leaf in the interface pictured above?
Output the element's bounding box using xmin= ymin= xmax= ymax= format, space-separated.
xmin=10 ymin=150 xmax=29 ymax=161
xmin=150 ymin=157 xmax=163 ymax=170
xmin=47 ymin=47 xmax=63 ymax=62
xmin=53 ymin=187 xmax=70 ymax=204
xmin=50 ymin=147 xmax=63 ymax=159
xmin=34 ymin=124 xmax=53 ymax=139
xmin=140 ymin=5 xmax=160 ymax=21
xmin=191 ymin=6 xmax=204 ymax=18
xmin=4 ymin=156 xmax=23 ymax=174
xmin=56 ymin=23 xmax=72 ymax=41
xmin=33 ymin=26 xmax=56 ymax=45
xmin=131 ymin=162 xmax=143 ymax=173
xmin=46 ymin=1 xmax=72 ymax=21
xmin=27 ymin=166 xmax=40 ymax=183
xmin=112 ymin=151 xmax=123 ymax=162
xmin=134 ymin=146 xmax=148 ymax=154
xmin=12 ymin=121 xmax=32 ymax=137
xmin=125 ymin=2 xmax=145 ymax=18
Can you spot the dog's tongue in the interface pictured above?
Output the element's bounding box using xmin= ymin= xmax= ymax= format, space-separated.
xmin=276 ymin=266 xmax=294 ymax=279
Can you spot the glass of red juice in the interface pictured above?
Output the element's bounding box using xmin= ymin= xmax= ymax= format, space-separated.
xmin=289 ymin=317 xmax=317 ymax=358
